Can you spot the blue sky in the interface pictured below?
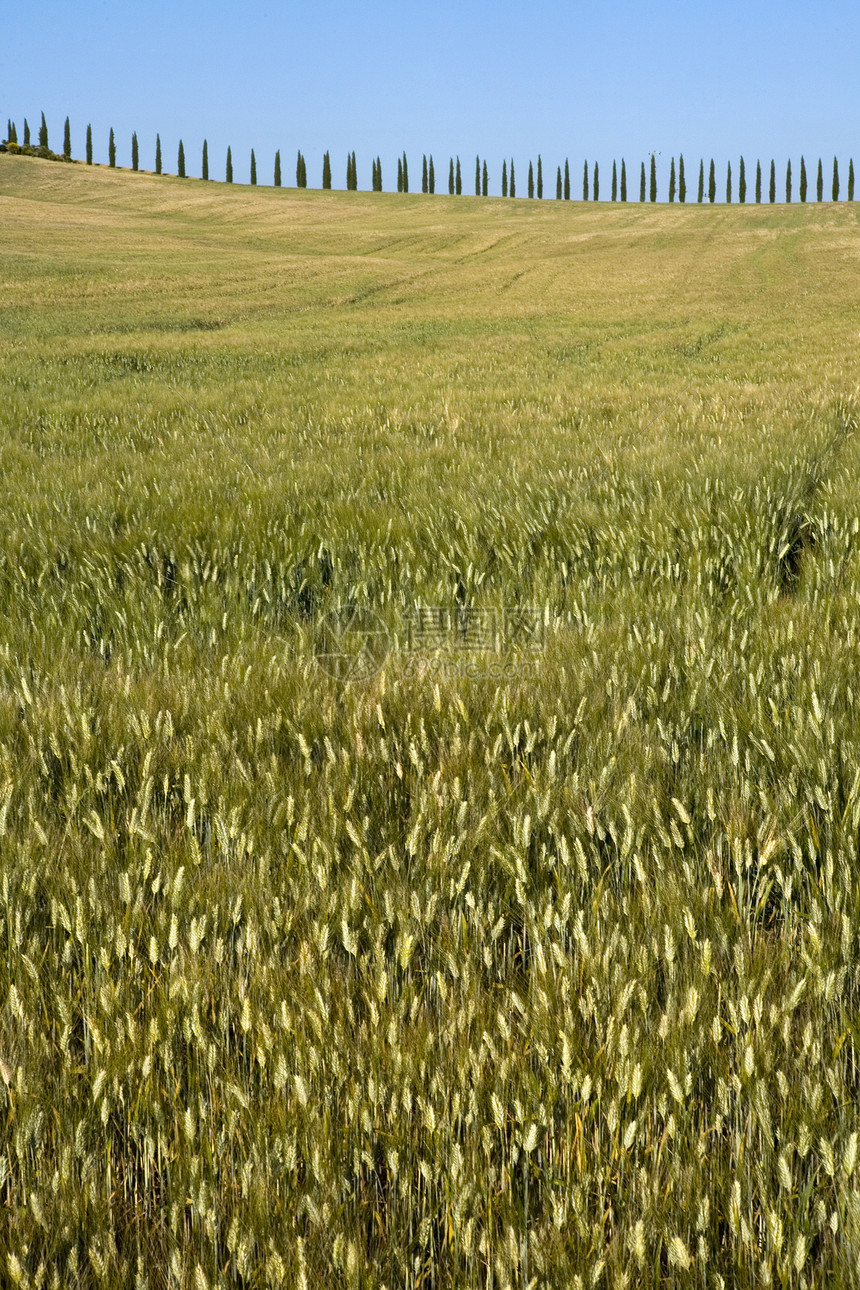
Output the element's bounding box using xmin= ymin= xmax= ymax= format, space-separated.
xmin=3 ymin=0 xmax=858 ymax=197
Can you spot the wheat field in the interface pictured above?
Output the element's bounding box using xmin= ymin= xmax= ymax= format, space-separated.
xmin=2 ymin=154 xmax=860 ymax=1287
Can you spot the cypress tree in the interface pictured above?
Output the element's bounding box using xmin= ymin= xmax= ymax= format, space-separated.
xmin=698 ymin=159 xmax=704 ymax=203
xmin=297 ymin=151 xmax=307 ymax=188
xmin=528 ymin=161 xmax=534 ymax=199
xmin=63 ymin=116 xmax=71 ymax=160
xmin=482 ymin=161 xmax=488 ymax=196
xmin=510 ymin=160 xmax=515 ymax=198
xmin=203 ymin=140 xmax=209 ymax=180
xmin=650 ymin=154 xmax=657 ymax=202
xmin=178 ymin=139 xmax=186 ymax=178
xmin=785 ymin=159 xmax=792 ymax=202
xmin=109 ymin=128 xmax=116 ymax=168
xmin=849 ymin=159 xmax=855 ymax=201
xmin=448 ymin=158 xmax=454 ymax=194
xmin=611 ymin=160 xmax=617 ymax=201
xmin=620 ymin=158 xmax=627 ymax=202
xmin=708 ymin=159 xmax=716 ymax=203
xmin=816 ymin=158 xmax=823 ymax=201
xmin=323 ymin=151 xmax=332 ymax=189
xmin=755 ymin=160 xmax=761 ymax=203
xmin=593 ymin=161 xmax=599 ymax=200
xmin=39 ymin=112 xmax=48 ymax=149
xmin=23 ymin=120 xmax=30 ymax=148
xmin=6 ymin=120 xmax=13 ymax=144
xmin=725 ymin=160 xmax=731 ymax=203
xmin=455 ymin=157 xmax=461 ymax=195
xmin=832 ymin=156 xmax=839 ymax=201
xmin=769 ymin=160 xmax=776 ymax=203
xmin=668 ymin=157 xmax=676 ymax=202
xmin=155 ymin=134 xmax=162 ymax=175
xmin=799 ymin=156 xmax=807 ymax=201
xmin=564 ymin=158 xmax=570 ymax=200
xmin=131 ymin=132 xmax=139 ymax=172
xmin=402 ymin=153 xmax=409 ymax=192
xmin=274 ymin=149 xmax=281 ymax=187
xmin=537 ymin=155 xmax=543 ymax=198
xmin=679 ymin=154 xmax=686 ymax=203
xmin=397 ymin=157 xmax=403 ymax=192
xmin=475 ymin=155 xmax=481 ymax=196
xmin=739 ymin=156 xmax=746 ymax=203
xmin=502 ymin=160 xmax=508 ymax=198
xmin=226 ymin=146 xmax=233 ymax=184
xmin=556 ymin=166 xmax=562 ymax=199
xmin=422 ymin=155 xmax=428 ymax=193
xmin=640 ymin=162 xmax=646 ymax=202
xmin=248 ymin=148 xmax=255 ymax=185
xmin=583 ymin=160 xmax=589 ymax=201
xmin=86 ymin=123 xmax=92 ymax=165
xmin=428 ymin=156 xmax=434 ymax=193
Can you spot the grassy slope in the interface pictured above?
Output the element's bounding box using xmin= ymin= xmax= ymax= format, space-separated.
xmin=2 ymin=155 xmax=860 ymax=1287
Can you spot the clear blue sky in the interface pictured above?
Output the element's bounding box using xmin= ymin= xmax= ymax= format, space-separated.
xmin=3 ymin=0 xmax=858 ymax=196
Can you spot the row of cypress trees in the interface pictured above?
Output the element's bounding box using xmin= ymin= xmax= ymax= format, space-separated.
xmin=5 ymin=118 xmax=857 ymax=203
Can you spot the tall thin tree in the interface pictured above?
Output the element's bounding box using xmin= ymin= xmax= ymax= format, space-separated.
xmin=455 ymin=156 xmax=461 ymax=194
xmin=63 ymin=116 xmax=71 ymax=160
xmin=131 ymin=132 xmax=139 ymax=172
xmin=274 ymin=149 xmax=281 ymax=187
xmin=86 ymin=123 xmax=92 ymax=165
xmin=397 ymin=157 xmax=403 ymax=192
xmin=708 ymin=159 xmax=716 ymax=203
xmin=755 ymin=160 xmax=761 ymax=203
xmin=502 ymin=160 xmax=508 ymax=198
xmin=848 ymin=159 xmax=855 ymax=201
xmin=226 ymin=146 xmax=233 ymax=183
xmin=799 ymin=156 xmax=807 ymax=201
xmin=738 ymin=156 xmax=746 ymax=203
xmin=23 ymin=120 xmax=30 ymax=147
xmin=564 ymin=158 xmax=571 ymax=200
xmin=482 ymin=160 xmax=488 ymax=196
xmin=583 ymin=160 xmax=589 ymax=201
xmin=402 ymin=153 xmax=409 ymax=192
xmin=832 ymin=156 xmax=839 ymax=201
xmin=816 ymin=158 xmax=823 ymax=201
xmin=448 ymin=158 xmax=454 ymax=195
xmin=178 ymin=140 xmax=186 ymax=178
xmin=528 ymin=161 xmax=534 ymax=198
xmin=698 ymin=159 xmax=704 ymax=203
xmin=769 ymin=160 xmax=776 ymax=203
xmin=679 ymin=154 xmax=686 ymax=203
xmin=556 ymin=166 xmax=562 ymax=200
xmin=650 ymin=154 xmax=657 ymax=202
xmin=785 ymin=159 xmax=792 ymax=202
xmin=640 ymin=162 xmax=646 ymax=202
xmin=620 ymin=158 xmax=627 ymax=202
xmin=611 ymin=160 xmax=617 ymax=201
xmin=322 ymin=151 xmax=332 ymax=189
xmin=249 ymin=148 xmax=255 ymax=184
xmin=422 ymin=155 xmax=428 ymax=193
xmin=156 ymin=134 xmax=162 ymax=175
xmin=39 ymin=112 xmax=48 ymax=149
xmin=475 ymin=155 xmax=481 ymax=196
xmin=593 ymin=161 xmax=599 ymax=200
xmin=668 ymin=157 xmax=676 ymax=202
xmin=109 ymin=128 xmax=116 ymax=168
xmin=725 ymin=160 xmax=731 ymax=203
xmin=510 ymin=160 xmax=515 ymax=197
xmin=203 ymin=140 xmax=209 ymax=180
xmin=428 ymin=156 xmax=434 ymax=193
xmin=537 ymin=156 xmax=543 ymax=198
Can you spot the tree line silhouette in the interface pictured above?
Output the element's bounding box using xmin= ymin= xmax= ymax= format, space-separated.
xmin=4 ymin=117 xmax=856 ymax=203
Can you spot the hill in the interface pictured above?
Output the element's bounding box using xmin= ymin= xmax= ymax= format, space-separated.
xmin=2 ymin=154 xmax=860 ymax=1287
